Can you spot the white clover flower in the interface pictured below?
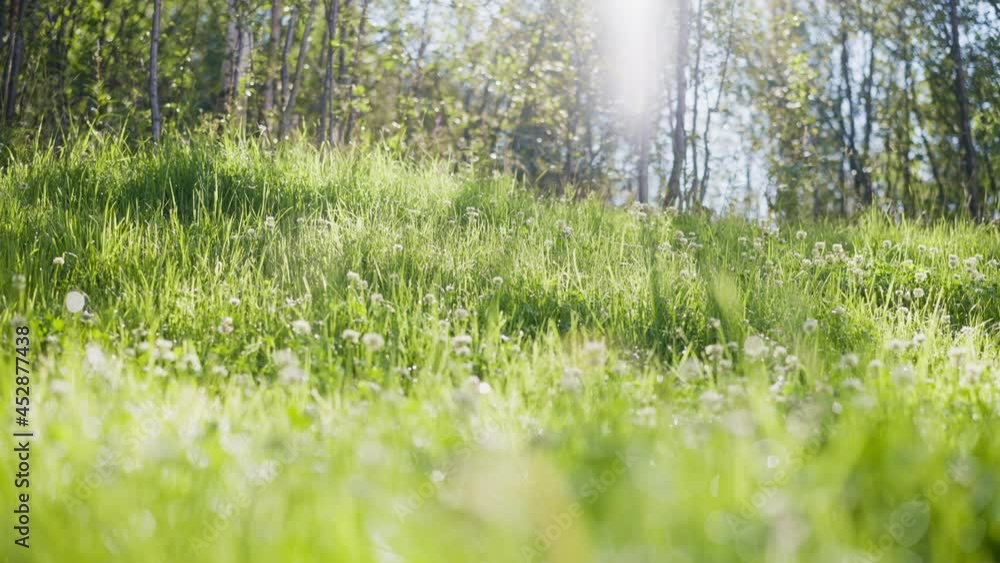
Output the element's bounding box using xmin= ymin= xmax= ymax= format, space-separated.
xmin=700 ymin=390 xmax=724 ymax=408
xmin=744 ymin=335 xmax=768 ymax=359
xmin=451 ymin=334 xmax=473 ymax=349
xmin=677 ymin=357 xmax=704 ymax=381
xmin=891 ymin=364 xmax=916 ymax=387
xmin=886 ymin=339 xmax=908 ymax=354
xmin=802 ymin=318 xmax=818 ymax=334
xmin=341 ymin=329 xmax=360 ymax=343
xmin=705 ymin=344 xmax=725 ymax=362
xmin=838 ymin=353 xmax=860 ymax=369
xmin=291 ymin=319 xmax=311 ymax=335
xmin=796 ymin=230 xmax=807 ymax=241
xmin=560 ymin=367 xmax=583 ymax=391
xmin=947 ymin=346 xmax=968 ymax=363
xmin=178 ymin=352 xmax=202 ymax=372
xmin=582 ymin=340 xmax=607 ymax=366
xmin=362 ymin=332 xmax=385 ymax=352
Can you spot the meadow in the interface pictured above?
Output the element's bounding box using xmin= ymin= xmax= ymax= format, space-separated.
xmin=1 ymin=135 xmax=999 ymax=563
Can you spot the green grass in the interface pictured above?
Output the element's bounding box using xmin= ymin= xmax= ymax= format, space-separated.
xmin=1 ymin=134 xmax=999 ymax=563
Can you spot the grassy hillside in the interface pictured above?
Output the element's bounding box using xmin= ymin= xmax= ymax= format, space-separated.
xmin=1 ymin=136 xmax=1000 ymax=563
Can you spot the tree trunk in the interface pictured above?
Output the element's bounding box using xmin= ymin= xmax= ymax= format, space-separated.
xmin=861 ymin=28 xmax=876 ymax=206
xmin=279 ymin=6 xmax=299 ymax=117
xmin=263 ymin=0 xmax=283 ymax=126
xmin=947 ymin=0 xmax=980 ymax=219
xmin=664 ymin=0 xmax=689 ymax=208
xmin=150 ymin=0 xmax=162 ymax=143
xmin=319 ymin=0 xmax=339 ymax=144
xmin=687 ymin=0 xmax=705 ymax=209
xmin=700 ymin=0 xmax=736 ymax=206
xmin=341 ymin=0 xmax=369 ymax=144
xmin=637 ymin=119 xmax=650 ymax=204
xmin=279 ymin=0 xmax=318 ymax=138
xmin=2 ymin=0 xmax=29 ymax=123
xmin=220 ymin=0 xmax=252 ymax=121
xmin=838 ymin=22 xmax=870 ymax=209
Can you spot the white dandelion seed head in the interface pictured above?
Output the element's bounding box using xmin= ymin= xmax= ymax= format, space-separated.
xmin=341 ymin=329 xmax=360 ymax=343
xmin=53 ymin=256 xmax=65 ymax=266
xmin=802 ymin=318 xmax=819 ymax=334
xmin=291 ymin=319 xmax=311 ymax=335
xmin=65 ymin=290 xmax=87 ymax=313
xmin=362 ymin=332 xmax=385 ymax=352
xmin=795 ymin=230 xmax=807 ymax=241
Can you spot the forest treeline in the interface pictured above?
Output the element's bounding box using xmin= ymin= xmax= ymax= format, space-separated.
xmin=1 ymin=0 xmax=999 ymax=220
